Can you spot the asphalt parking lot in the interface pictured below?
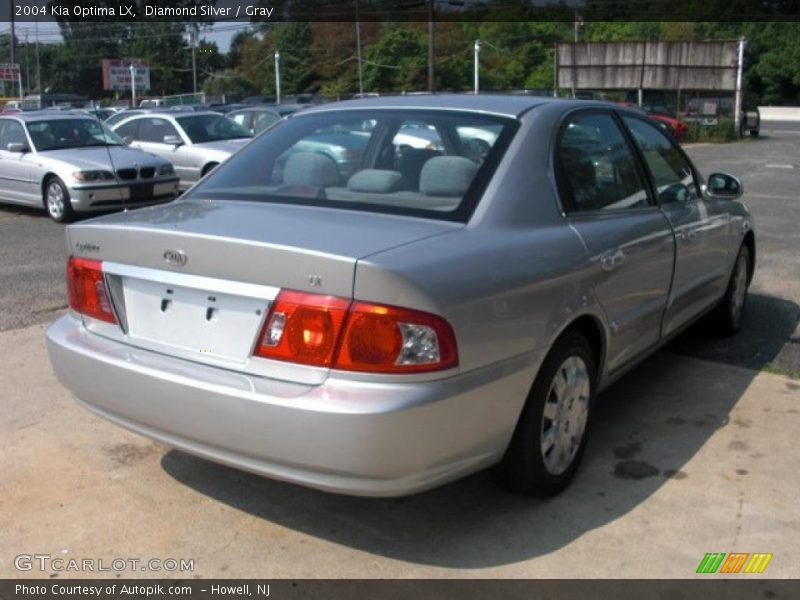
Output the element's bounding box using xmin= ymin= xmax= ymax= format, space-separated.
xmin=1 ymin=122 xmax=798 ymax=579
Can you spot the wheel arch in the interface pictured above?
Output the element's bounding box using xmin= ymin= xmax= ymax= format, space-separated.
xmin=742 ymin=230 xmax=756 ymax=286
xmin=201 ymin=162 xmax=219 ymax=176
xmin=551 ymin=313 xmax=607 ymax=384
xmin=40 ymin=172 xmax=60 ymax=197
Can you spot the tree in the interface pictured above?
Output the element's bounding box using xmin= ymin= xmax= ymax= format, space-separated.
xmin=202 ymin=69 xmax=258 ymax=97
xmin=362 ymin=25 xmax=426 ymax=93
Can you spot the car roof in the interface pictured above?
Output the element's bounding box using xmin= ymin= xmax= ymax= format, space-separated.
xmin=298 ymin=94 xmax=605 ymax=119
xmin=115 ymin=110 xmax=224 ymax=121
xmin=229 ymin=106 xmax=281 ymax=114
xmin=3 ymin=111 xmax=98 ymax=122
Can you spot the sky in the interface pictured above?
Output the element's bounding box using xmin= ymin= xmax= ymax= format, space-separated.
xmin=0 ymin=20 xmax=246 ymax=53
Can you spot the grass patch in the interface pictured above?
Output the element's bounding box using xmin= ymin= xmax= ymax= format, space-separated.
xmin=682 ymin=118 xmax=737 ymax=143
xmin=762 ymin=363 xmax=800 ymax=380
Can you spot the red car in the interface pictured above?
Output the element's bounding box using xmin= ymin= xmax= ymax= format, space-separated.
xmin=617 ymin=102 xmax=688 ymax=140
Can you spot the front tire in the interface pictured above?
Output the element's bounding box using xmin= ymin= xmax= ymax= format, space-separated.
xmin=44 ymin=177 xmax=74 ymax=223
xmin=492 ymin=331 xmax=596 ymax=497
xmin=716 ymin=244 xmax=750 ymax=335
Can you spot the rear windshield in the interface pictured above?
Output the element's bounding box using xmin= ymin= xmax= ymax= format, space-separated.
xmin=186 ymin=109 xmax=517 ymax=222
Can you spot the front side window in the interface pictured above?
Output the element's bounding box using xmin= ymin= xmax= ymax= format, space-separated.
xmin=622 ymin=116 xmax=699 ymax=204
xmin=187 ymin=109 xmax=517 ymax=222
xmin=0 ymin=120 xmax=28 ymax=148
xmin=556 ymin=112 xmax=651 ymax=213
xmin=175 ymin=114 xmax=252 ymax=143
xmin=137 ymin=118 xmax=179 ymax=143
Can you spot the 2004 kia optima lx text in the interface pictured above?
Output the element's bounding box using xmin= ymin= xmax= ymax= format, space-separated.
xmin=46 ymin=96 xmax=755 ymax=497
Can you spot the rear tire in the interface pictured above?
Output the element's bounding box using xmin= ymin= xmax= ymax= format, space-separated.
xmin=492 ymin=331 xmax=596 ymax=497
xmin=715 ymin=244 xmax=750 ymax=336
xmin=44 ymin=177 xmax=74 ymax=223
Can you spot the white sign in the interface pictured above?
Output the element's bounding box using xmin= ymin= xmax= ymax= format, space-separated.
xmin=102 ymin=59 xmax=150 ymax=91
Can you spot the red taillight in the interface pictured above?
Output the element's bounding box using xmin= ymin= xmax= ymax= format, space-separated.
xmin=66 ymin=257 xmax=117 ymax=324
xmin=336 ymin=302 xmax=458 ymax=373
xmin=255 ymin=290 xmax=350 ymax=367
xmin=254 ymin=290 xmax=458 ymax=373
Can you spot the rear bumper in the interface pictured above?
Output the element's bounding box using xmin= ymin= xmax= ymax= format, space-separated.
xmin=46 ymin=315 xmax=541 ymax=496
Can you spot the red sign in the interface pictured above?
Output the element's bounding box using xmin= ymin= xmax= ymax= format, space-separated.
xmin=0 ymin=64 xmax=21 ymax=82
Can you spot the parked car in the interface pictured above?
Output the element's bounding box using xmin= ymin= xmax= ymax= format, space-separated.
xmin=0 ymin=113 xmax=179 ymax=222
xmin=617 ymin=102 xmax=689 ymax=139
xmin=46 ymin=96 xmax=755 ymax=497
xmin=227 ymin=106 xmax=282 ymax=135
xmin=110 ymin=111 xmax=253 ymax=190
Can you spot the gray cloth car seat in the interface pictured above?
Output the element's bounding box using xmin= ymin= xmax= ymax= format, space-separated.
xmin=419 ymin=156 xmax=479 ymax=197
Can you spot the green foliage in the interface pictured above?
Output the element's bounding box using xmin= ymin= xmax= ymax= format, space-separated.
xmin=202 ymin=69 xmax=257 ymax=97
xmin=274 ymin=23 xmax=314 ymax=95
xmin=363 ymin=26 xmax=427 ymax=93
xmin=683 ymin=118 xmax=736 ymax=143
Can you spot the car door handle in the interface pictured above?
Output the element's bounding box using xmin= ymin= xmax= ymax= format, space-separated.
xmin=600 ymin=249 xmax=626 ymax=272
xmin=686 ymin=228 xmax=697 ymax=241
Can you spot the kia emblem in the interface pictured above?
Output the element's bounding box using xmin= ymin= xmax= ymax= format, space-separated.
xmin=163 ymin=250 xmax=188 ymax=267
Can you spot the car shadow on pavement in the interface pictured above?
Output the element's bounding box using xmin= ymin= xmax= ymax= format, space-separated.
xmin=666 ymin=292 xmax=800 ymax=373
xmin=161 ymin=293 xmax=798 ymax=569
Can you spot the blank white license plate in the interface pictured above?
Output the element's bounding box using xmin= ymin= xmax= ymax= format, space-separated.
xmin=122 ymin=277 xmax=269 ymax=363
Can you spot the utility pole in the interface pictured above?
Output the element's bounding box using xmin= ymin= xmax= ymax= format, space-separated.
xmin=9 ymin=5 xmax=15 ymax=65
xmin=473 ymin=39 xmax=480 ymax=94
xmin=355 ymin=1 xmax=363 ymax=95
xmin=427 ymin=0 xmax=435 ymax=92
xmin=35 ymin=19 xmax=41 ymax=94
xmin=274 ymin=51 xmax=281 ymax=104
xmin=190 ymin=25 xmax=198 ymax=95
xmin=24 ymin=33 xmax=30 ymax=94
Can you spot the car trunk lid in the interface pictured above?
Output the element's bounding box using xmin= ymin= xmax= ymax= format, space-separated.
xmin=66 ymin=200 xmax=460 ymax=383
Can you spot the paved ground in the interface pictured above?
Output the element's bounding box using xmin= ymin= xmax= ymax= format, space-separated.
xmin=2 ymin=323 xmax=798 ymax=578
xmin=1 ymin=121 xmax=799 ymax=579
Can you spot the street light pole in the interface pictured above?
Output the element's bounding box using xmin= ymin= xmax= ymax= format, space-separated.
xmin=473 ymin=39 xmax=480 ymax=94
xmin=130 ymin=64 xmax=136 ymax=107
xmin=274 ymin=51 xmax=281 ymax=104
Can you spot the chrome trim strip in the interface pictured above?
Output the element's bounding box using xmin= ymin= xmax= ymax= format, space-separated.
xmin=101 ymin=261 xmax=280 ymax=300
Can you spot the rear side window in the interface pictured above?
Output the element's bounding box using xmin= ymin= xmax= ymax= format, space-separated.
xmin=622 ymin=116 xmax=699 ymax=204
xmin=556 ymin=113 xmax=651 ymax=213
xmin=187 ymin=109 xmax=518 ymax=222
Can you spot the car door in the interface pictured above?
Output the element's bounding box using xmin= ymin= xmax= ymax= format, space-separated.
xmin=121 ymin=117 xmax=192 ymax=184
xmin=555 ymin=110 xmax=675 ymax=372
xmin=621 ymin=115 xmax=731 ymax=337
xmin=0 ymin=119 xmax=35 ymax=204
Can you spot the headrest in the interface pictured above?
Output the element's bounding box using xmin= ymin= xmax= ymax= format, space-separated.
xmin=347 ymin=169 xmax=403 ymax=193
xmin=419 ymin=156 xmax=479 ymax=197
xmin=283 ymin=152 xmax=340 ymax=187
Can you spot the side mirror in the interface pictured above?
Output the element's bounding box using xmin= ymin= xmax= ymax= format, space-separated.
xmin=122 ymin=136 xmax=133 ymax=145
xmin=163 ymin=135 xmax=183 ymax=146
xmin=7 ymin=142 xmax=28 ymax=153
xmin=704 ymin=172 xmax=743 ymax=200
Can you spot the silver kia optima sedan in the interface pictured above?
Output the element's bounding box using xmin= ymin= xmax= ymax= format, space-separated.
xmin=0 ymin=112 xmax=179 ymax=222
xmin=111 ymin=111 xmax=253 ymax=190
xmin=46 ymin=96 xmax=755 ymax=497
